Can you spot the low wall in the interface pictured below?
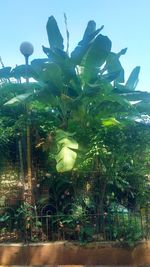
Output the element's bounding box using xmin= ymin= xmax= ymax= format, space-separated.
xmin=0 ymin=241 xmax=150 ymax=266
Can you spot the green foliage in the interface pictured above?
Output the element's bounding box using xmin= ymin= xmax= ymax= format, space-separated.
xmin=16 ymin=203 xmax=43 ymax=242
xmin=0 ymin=14 xmax=149 ymax=245
xmin=0 ymin=213 xmax=10 ymax=223
xmin=79 ymin=225 xmax=94 ymax=243
xmin=111 ymin=212 xmax=143 ymax=247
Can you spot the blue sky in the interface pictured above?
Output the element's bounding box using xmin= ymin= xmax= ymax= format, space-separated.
xmin=0 ymin=0 xmax=150 ymax=91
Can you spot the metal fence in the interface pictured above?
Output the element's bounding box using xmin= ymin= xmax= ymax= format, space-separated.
xmin=0 ymin=204 xmax=149 ymax=244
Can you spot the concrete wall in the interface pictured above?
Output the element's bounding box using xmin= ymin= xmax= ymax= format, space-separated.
xmin=0 ymin=241 xmax=150 ymax=266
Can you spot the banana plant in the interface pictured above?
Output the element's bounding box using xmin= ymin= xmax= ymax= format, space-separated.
xmin=1 ymin=15 xmax=150 ymax=173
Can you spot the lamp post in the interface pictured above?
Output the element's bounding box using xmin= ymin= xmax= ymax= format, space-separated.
xmin=20 ymin=42 xmax=34 ymax=204
xmin=20 ymin=42 xmax=34 ymax=83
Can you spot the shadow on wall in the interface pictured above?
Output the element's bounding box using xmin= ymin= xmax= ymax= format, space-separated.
xmin=0 ymin=241 xmax=150 ymax=266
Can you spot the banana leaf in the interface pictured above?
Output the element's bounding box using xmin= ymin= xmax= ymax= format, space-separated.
xmin=46 ymin=15 xmax=64 ymax=50
xmin=4 ymin=92 xmax=33 ymax=105
xmin=83 ymin=34 xmax=111 ymax=82
xmin=55 ymin=129 xmax=78 ymax=172
xmin=125 ymin=66 xmax=140 ymax=90
xmin=104 ymin=52 xmax=125 ymax=83
xmin=71 ymin=20 xmax=103 ymax=65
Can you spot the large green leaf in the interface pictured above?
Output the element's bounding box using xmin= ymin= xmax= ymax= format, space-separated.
xmin=83 ymin=34 xmax=112 ymax=82
xmin=71 ymin=42 xmax=92 ymax=66
xmin=71 ymin=20 xmax=103 ymax=65
xmin=43 ymin=46 xmax=67 ymax=63
xmin=82 ymin=20 xmax=96 ymax=41
xmin=4 ymin=92 xmax=33 ymax=106
xmin=42 ymin=46 xmax=81 ymax=96
xmin=46 ymin=16 xmax=64 ymax=50
xmin=120 ymin=91 xmax=150 ymax=102
xmin=104 ymin=51 xmax=126 ymax=83
xmin=79 ymin=23 xmax=104 ymax=46
xmin=0 ymin=82 xmax=41 ymax=100
xmin=42 ymin=47 xmax=74 ymax=80
xmin=56 ymin=147 xmax=77 ymax=172
xmin=85 ymin=34 xmax=112 ymax=68
xmin=36 ymin=62 xmax=64 ymax=96
xmin=39 ymin=63 xmax=62 ymax=83
xmin=125 ymin=66 xmax=140 ymax=90
xmin=55 ymin=129 xmax=78 ymax=172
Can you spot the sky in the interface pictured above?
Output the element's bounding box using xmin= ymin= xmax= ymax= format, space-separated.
xmin=0 ymin=0 xmax=150 ymax=91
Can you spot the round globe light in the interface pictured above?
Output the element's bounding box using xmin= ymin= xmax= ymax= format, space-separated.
xmin=20 ymin=42 xmax=34 ymax=57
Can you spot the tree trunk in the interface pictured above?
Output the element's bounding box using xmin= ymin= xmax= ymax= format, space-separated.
xmin=26 ymin=125 xmax=33 ymax=204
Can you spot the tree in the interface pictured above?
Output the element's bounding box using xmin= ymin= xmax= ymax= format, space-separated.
xmin=0 ymin=15 xmax=150 ymax=210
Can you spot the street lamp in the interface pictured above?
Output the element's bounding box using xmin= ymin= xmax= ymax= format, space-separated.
xmin=20 ymin=42 xmax=34 ymax=83
xmin=20 ymin=41 xmax=34 ymax=205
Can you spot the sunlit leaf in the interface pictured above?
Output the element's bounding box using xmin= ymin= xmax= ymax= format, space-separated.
xmin=101 ymin=117 xmax=120 ymax=127
xmin=55 ymin=129 xmax=78 ymax=172
xmin=4 ymin=93 xmax=33 ymax=105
